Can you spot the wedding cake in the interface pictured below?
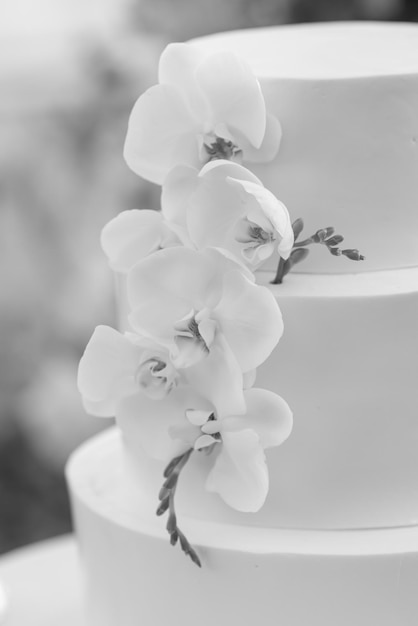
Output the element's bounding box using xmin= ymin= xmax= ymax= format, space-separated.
xmin=66 ymin=22 xmax=418 ymax=626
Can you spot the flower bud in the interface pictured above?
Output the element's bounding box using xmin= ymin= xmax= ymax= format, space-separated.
xmin=342 ymin=248 xmax=365 ymax=261
xmin=313 ymin=228 xmax=328 ymax=243
xmin=325 ymin=235 xmax=344 ymax=246
xmin=323 ymin=226 xmax=335 ymax=238
xmin=291 ymin=218 xmax=304 ymax=240
xmin=289 ymin=247 xmax=310 ymax=266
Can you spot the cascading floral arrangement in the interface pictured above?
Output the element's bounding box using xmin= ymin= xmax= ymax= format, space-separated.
xmin=77 ymin=43 xmax=363 ymax=567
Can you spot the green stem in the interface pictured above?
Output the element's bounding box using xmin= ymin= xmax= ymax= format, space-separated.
xmin=292 ymin=238 xmax=314 ymax=248
xmin=271 ymin=257 xmax=285 ymax=285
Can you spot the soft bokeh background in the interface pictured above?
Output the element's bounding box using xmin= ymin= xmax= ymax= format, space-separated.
xmin=0 ymin=0 xmax=416 ymax=555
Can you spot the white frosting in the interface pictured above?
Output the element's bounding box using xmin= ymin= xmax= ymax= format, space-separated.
xmin=66 ymin=429 xmax=418 ymax=626
xmin=255 ymin=266 xmax=418 ymax=528
xmin=192 ymin=22 xmax=418 ymax=272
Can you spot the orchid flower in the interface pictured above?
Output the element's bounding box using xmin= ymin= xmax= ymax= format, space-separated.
xmin=118 ymin=386 xmax=293 ymax=512
xmin=127 ymin=246 xmax=283 ymax=416
xmin=162 ymin=160 xmax=294 ymax=269
xmin=124 ymin=43 xmax=281 ymax=185
xmin=77 ymin=325 xmax=180 ymax=417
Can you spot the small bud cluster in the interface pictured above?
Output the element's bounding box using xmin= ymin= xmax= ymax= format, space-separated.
xmin=272 ymin=219 xmax=365 ymax=284
xmin=156 ymin=449 xmax=201 ymax=567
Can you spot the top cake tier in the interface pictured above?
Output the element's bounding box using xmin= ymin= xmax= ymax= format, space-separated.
xmin=192 ymin=22 xmax=418 ymax=273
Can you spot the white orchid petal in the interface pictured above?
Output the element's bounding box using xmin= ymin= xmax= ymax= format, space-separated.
xmin=169 ymin=423 xmax=199 ymax=449
xmin=201 ymin=420 xmax=221 ymax=435
xmin=185 ymin=334 xmax=245 ymax=418
xmin=204 ymin=247 xmax=256 ymax=282
xmin=199 ymin=159 xmax=263 ymax=185
xmin=100 ymin=210 xmax=168 ymax=272
xmin=222 ymin=388 xmax=293 ymax=449
xmin=127 ymin=248 xmax=222 ymax=340
xmin=229 ymin=178 xmax=294 ymax=260
xmin=206 ymin=429 xmax=268 ymax=512
xmin=158 ymin=43 xmax=209 ymax=119
xmin=243 ymin=369 xmax=257 ymax=389
xmin=185 ymin=408 xmax=213 ymax=426
xmin=214 ymin=271 xmax=283 ymax=372
xmin=159 ymin=43 xmax=199 ymax=87
xmin=277 ymin=235 xmax=295 ymax=260
xmin=187 ymin=161 xmax=262 ymax=254
xmin=241 ymin=243 xmax=259 ymax=264
xmin=161 ymin=165 xmax=199 ymax=227
xmin=128 ymin=247 xmax=217 ymax=311
xmin=194 ymin=434 xmax=217 ymax=450
xmin=82 ymin=397 xmax=116 ymax=418
xmin=241 ymin=241 xmax=275 ymax=268
xmin=188 ymin=173 xmax=243 ymax=251
xmin=230 ymin=179 xmax=283 ymax=230
xmin=124 ymin=84 xmax=200 ymax=184
xmin=238 ymin=113 xmax=282 ymax=164
xmin=173 ymin=334 xmax=208 ymax=368
xmin=256 ymin=242 xmax=276 ymax=262
xmin=116 ymin=388 xmax=201 ymax=463
xmin=77 ymin=326 xmax=140 ymax=416
xmin=197 ymin=317 xmax=217 ymax=348
xmin=195 ymin=52 xmax=266 ymax=148
xmin=247 ymin=187 xmax=293 ymax=256
xmin=129 ymin=298 xmax=188 ymax=345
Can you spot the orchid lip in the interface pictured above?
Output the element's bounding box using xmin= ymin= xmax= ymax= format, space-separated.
xmin=234 ymin=219 xmax=275 ymax=263
xmin=203 ymin=134 xmax=243 ymax=162
xmin=174 ymin=314 xmax=208 ymax=347
xmin=135 ymin=357 xmax=177 ymax=398
xmin=249 ymin=224 xmax=274 ymax=244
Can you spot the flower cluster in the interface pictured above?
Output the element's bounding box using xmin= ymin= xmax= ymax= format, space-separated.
xmin=78 ymin=43 xmax=293 ymax=565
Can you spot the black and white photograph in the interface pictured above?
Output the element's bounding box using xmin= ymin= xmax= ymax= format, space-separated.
xmin=0 ymin=0 xmax=417 ymax=624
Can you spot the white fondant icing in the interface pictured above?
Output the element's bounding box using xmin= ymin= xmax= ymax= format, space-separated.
xmin=67 ymin=429 xmax=418 ymax=626
xmin=255 ymin=267 xmax=418 ymax=528
xmin=192 ymin=22 xmax=418 ymax=272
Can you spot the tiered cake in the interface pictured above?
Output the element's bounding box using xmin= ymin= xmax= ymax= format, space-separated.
xmin=67 ymin=22 xmax=418 ymax=626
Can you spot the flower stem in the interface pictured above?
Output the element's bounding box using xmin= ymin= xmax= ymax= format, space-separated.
xmin=273 ymin=219 xmax=364 ymax=284
xmin=292 ymin=238 xmax=314 ymax=248
xmin=271 ymin=257 xmax=286 ymax=285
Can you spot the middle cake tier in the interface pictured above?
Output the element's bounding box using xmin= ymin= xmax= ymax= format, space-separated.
xmin=117 ymin=266 xmax=418 ymax=530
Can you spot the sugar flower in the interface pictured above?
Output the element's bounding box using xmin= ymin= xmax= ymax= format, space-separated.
xmin=124 ymin=43 xmax=281 ymax=184
xmin=77 ymin=325 xmax=180 ymax=417
xmin=118 ymin=386 xmax=293 ymax=512
xmin=162 ymin=160 xmax=294 ymax=268
xmin=127 ymin=246 xmax=283 ymax=416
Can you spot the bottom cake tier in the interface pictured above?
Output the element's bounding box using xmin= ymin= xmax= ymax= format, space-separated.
xmin=66 ymin=428 xmax=418 ymax=626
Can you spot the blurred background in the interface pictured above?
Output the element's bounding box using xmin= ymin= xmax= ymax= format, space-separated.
xmin=0 ymin=0 xmax=417 ymax=555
